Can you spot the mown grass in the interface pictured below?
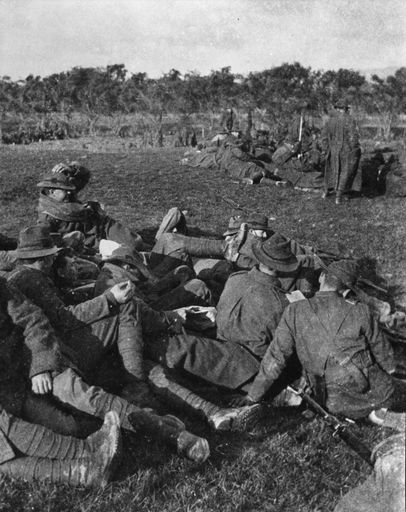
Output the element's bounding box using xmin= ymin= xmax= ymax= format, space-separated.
xmin=0 ymin=141 xmax=405 ymax=511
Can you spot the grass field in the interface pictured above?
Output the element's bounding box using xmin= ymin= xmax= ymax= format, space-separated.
xmin=0 ymin=140 xmax=405 ymax=511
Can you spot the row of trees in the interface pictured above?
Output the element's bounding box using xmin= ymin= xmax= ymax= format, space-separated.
xmin=1 ymin=62 xmax=405 ymax=140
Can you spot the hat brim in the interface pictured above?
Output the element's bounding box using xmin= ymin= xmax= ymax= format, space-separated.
xmin=252 ymin=242 xmax=300 ymax=272
xmin=37 ymin=181 xmax=76 ymax=191
xmin=15 ymin=246 xmax=60 ymax=259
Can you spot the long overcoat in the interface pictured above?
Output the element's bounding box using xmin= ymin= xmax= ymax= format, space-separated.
xmin=322 ymin=111 xmax=361 ymax=192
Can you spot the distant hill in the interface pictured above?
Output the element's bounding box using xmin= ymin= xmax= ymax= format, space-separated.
xmin=360 ymin=66 xmax=403 ymax=79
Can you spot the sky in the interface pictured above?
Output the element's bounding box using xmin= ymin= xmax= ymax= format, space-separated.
xmin=0 ymin=0 xmax=405 ymax=80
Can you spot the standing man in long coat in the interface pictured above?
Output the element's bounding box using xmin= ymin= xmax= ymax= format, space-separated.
xmin=322 ymin=101 xmax=361 ymax=204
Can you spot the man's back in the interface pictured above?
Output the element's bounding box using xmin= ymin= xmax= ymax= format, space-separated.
xmin=216 ymin=267 xmax=288 ymax=357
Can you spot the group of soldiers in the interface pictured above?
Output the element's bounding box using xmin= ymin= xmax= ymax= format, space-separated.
xmin=0 ymin=158 xmax=404 ymax=507
xmin=184 ymin=101 xmax=362 ymax=204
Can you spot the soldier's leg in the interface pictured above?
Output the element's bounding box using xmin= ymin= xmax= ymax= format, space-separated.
xmin=0 ymin=457 xmax=93 ymax=486
xmin=147 ymin=333 xmax=260 ymax=390
xmin=0 ymin=409 xmax=87 ymax=460
xmin=148 ymin=364 xmax=261 ymax=432
xmin=0 ymin=411 xmax=122 ymax=487
xmin=22 ymin=393 xmax=83 ymax=437
xmin=52 ymin=369 xmax=209 ymax=462
xmin=151 ymin=278 xmax=214 ymax=310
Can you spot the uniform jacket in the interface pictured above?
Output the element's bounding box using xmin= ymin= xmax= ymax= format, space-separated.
xmin=95 ymin=262 xmax=170 ymax=337
xmin=0 ymin=277 xmax=62 ymax=415
xmin=6 ymin=266 xmax=143 ymax=380
xmin=249 ymin=291 xmax=395 ymax=418
xmin=216 ymin=267 xmax=289 ymax=358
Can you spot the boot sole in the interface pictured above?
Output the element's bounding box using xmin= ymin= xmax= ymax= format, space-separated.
xmin=230 ymin=403 xmax=262 ymax=432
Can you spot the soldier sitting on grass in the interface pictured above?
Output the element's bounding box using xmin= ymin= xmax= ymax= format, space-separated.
xmin=0 ymin=274 xmax=121 ymax=487
xmin=241 ymin=260 xmax=406 ymax=432
xmin=8 ymin=225 xmax=210 ymax=464
xmin=36 ymin=162 xmax=144 ymax=255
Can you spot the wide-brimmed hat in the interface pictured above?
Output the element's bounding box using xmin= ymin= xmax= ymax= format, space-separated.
xmin=223 ymin=215 xmax=243 ymax=237
xmin=252 ymin=233 xmax=299 ymax=272
xmin=37 ymin=173 xmax=76 ymax=191
xmin=325 ymin=260 xmax=358 ymax=288
xmin=102 ymin=245 xmax=146 ymax=269
xmin=15 ymin=225 xmax=60 ymax=259
xmin=51 ymin=162 xmax=91 ymax=192
xmin=246 ymin=214 xmax=272 ymax=232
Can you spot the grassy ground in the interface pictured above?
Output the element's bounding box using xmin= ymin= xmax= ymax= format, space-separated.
xmin=0 ymin=141 xmax=405 ymax=511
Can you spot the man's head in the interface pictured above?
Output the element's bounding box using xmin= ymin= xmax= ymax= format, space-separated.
xmin=51 ymin=162 xmax=91 ymax=193
xmin=37 ymin=172 xmax=76 ymax=202
xmin=101 ymin=245 xmax=144 ymax=281
xmin=15 ymin=225 xmax=60 ymax=273
xmin=246 ymin=214 xmax=273 ymax=240
xmin=252 ymin=233 xmax=299 ymax=275
xmin=319 ymin=260 xmax=359 ymax=291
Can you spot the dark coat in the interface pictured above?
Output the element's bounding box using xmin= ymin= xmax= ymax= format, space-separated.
xmin=37 ymin=196 xmax=143 ymax=253
xmin=321 ymin=111 xmax=361 ymax=192
xmin=7 ymin=266 xmax=146 ymax=382
xmin=0 ymin=277 xmax=61 ymax=416
xmin=216 ymin=267 xmax=289 ymax=358
xmin=249 ymin=291 xmax=395 ymax=418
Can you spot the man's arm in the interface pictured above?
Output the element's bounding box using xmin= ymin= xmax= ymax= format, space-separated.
xmin=247 ymin=309 xmax=297 ymax=402
xmin=4 ymin=282 xmax=62 ymax=379
xmin=8 ymin=269 xmax=118 ymax=330
xmin=362 ymin=305 xmax=395 ymax=373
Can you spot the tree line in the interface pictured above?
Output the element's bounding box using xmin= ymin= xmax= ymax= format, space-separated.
xmin=1 ymin=62 xmax=405 ymax=142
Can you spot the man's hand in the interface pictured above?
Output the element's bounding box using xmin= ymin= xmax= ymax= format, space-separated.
xmin=110 ymin=280 xmax=135 ymax=304
xmin=31 ymin=372 xmax=53 ymax=394
xmin=165 ymin=311 xmax=185 ymax=334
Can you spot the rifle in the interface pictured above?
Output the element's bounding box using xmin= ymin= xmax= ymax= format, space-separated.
xmin=314 ymin=249 xmax=388 ymax=294
xmin=288 ymin=386 xmax=373 ymax=466
xmin=220 ymin=195 xmax=251 ymax=214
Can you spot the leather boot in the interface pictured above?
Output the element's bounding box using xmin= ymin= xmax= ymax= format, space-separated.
xmin=128 ymin=409 xmax=210 ymax=463
xmin=148 ymin=364 xmax=261 ymax=432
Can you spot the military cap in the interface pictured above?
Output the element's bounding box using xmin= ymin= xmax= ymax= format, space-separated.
xmin=246 ymin=213 xmax=272 ymax=232
xmin=37 ymin=173 xmax=76 ymax=191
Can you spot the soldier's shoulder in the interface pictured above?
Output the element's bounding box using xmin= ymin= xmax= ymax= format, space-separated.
xmin=228 ymin=270 xmax=249 ymax=279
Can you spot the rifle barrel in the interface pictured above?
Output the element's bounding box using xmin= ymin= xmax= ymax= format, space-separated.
xmin=288 ymin=386 xmax=373 ymax=466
